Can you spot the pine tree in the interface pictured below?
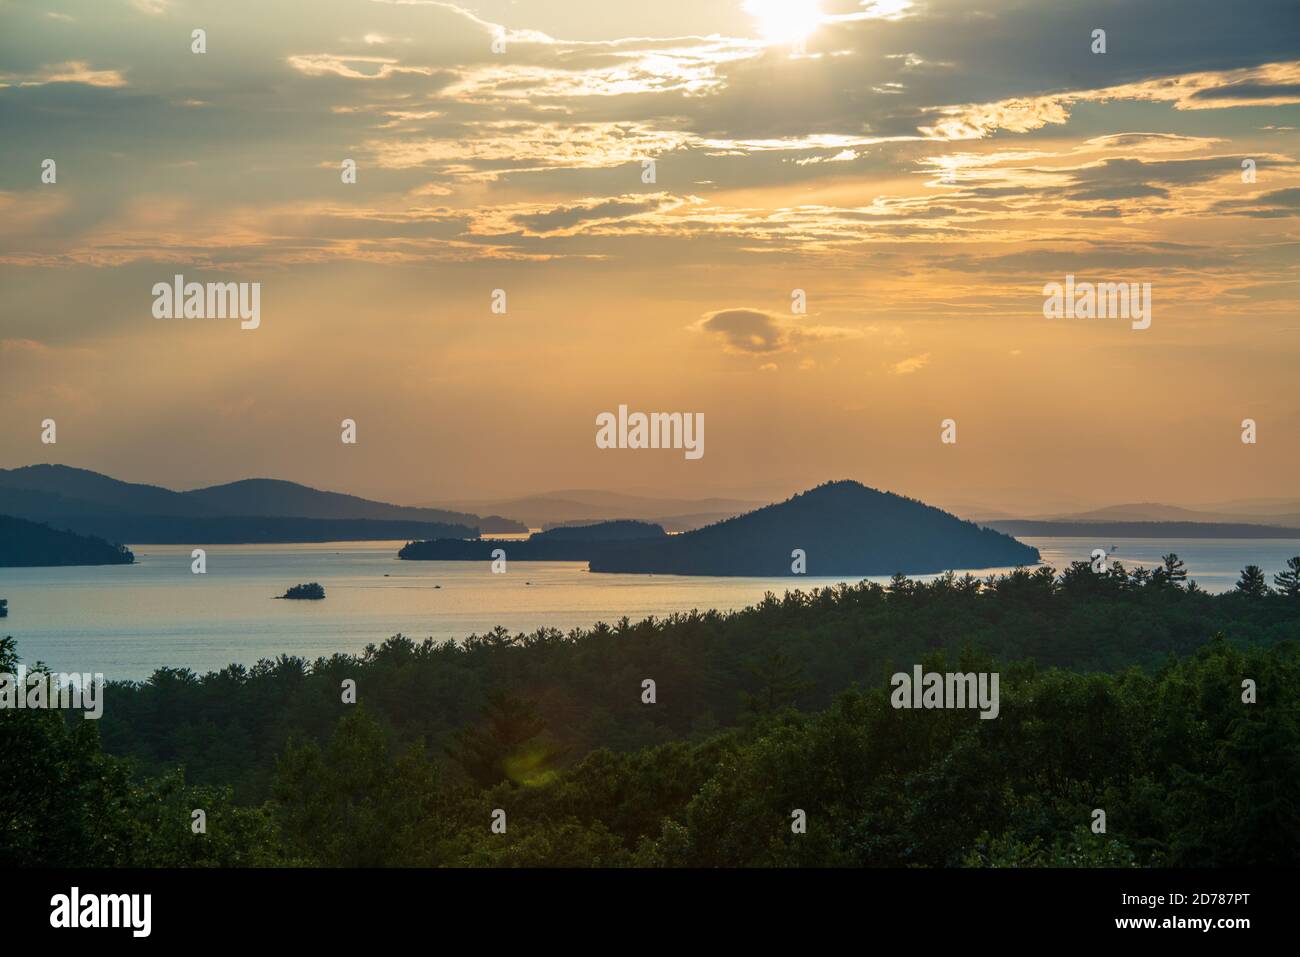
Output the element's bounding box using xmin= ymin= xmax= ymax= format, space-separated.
xmin=1273 ymin=556 xmax=1300 ymax=599
xmin=1153 ymin=553 xmax=1188 ymax=590
xmin=741 ymin=650 xmax=813 ymax=715
xmin=446 ymin=692 xmax=564 ymax=788
xmin=1235 ymin=565 xmax=1270 ymax=598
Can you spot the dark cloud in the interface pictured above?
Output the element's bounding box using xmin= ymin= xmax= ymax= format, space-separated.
xmin=692 ymin=309 xmax=860 ymax=354
xmin=511 ymin=196 xmax=671 ymax=233
xmin=1213 ymin=186 xmax=1300 ymax=217
xmin=694 ymin=308 xmax=789 ymax=353
xmin=1191 ymin=83 xmax=1300 ymax=102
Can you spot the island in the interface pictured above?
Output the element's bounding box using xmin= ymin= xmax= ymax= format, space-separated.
xmin=0 ymin=514 xmax=135 ymax=568
xmin=399 ymin=481 xmax=1039 ymax=576
xmin=279 ymin=583 xmax=326 ymax=600
xmin=398 ymin=519 xmax=666 ymax=562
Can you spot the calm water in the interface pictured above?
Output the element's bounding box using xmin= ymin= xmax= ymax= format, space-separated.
xmin=1 ymin=537 xmax=1297 ymax=679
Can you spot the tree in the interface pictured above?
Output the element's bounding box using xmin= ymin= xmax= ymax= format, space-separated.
xmin=1273 ymin=556 xmax=1300 ymax=599
xmin=446 ymin=692 xmax=565 ymax=788
xmin=887 ymin=572 xmax=913 ymax=598
xmin=1153 ymin=553 xmax=1188 ymax=590
xmin=274 ymin=707 xmax=441 ymax=866
xmin=1235 ymin=565 xmax=1270 ymax=598
xmin=741 ymin=650 xmax=813 ymax=715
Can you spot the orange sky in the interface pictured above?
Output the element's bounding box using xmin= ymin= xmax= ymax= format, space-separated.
xmin=1 ymin=0 xmax=1297 ymax=512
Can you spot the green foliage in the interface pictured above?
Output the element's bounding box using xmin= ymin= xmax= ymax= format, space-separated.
xmin=273 ymin=707 xmax=442 ymax=866
xmin=0 ymin=636 xmax=280 ymax=866
xmin=5 ymin=560 xmax=1299 ymax=867
xmin=1274 ymin=557 xmax=1300 ymax=599
xmin=445 ymin=692 xmax=565 ymax=788
xmin=95 ymin=560 xmax=1300 ymax=804
xmin=1236 ymin=565 xmax=1270 ymax=598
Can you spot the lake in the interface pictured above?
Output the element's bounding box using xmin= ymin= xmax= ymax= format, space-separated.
xmin=2 ymin=536 xmax=1297 ymax=679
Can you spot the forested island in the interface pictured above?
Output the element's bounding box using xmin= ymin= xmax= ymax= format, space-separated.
xmin=279 ymin=583 xmax=326 ymax=600
xmin=399 ymin=520 xmax=667 ymax=562
xmin=5 ymin=555 xmax=1297 ymax=867
xmin=0 ymin=514 xmax=135 ymax=568
xmin=400 ymin=482 xmax=1039 ymax=576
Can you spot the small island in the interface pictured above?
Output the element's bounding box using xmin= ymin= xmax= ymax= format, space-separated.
xmin=278 ymin=582 xmax=325 ymax=600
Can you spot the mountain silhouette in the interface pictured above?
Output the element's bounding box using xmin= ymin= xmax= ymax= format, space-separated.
xmin=588 ymin=480 xmax=1039 ymax=576
xmin=0 ymin=465 xmax=525 ymax=544
xmin=183 ymin=477 xmax=510 ymax=527
xmin=401 ymin=482 xmax=1038 ymax=576
xmin=432 ymin=489 xmax=763 ymax=530
xmin=0 ymin=514 xmax=135 ymax=567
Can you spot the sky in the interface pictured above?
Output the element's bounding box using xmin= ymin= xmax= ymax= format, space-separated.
xmin=1 ymin=0 xmax=1297 ymax=513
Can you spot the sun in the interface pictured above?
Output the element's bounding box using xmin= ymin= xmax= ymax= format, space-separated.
xmin=744 ymin=0 xmax=824 ymax=44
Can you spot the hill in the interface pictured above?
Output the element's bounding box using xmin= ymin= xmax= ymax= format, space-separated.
xmin=0 ymin=465 xmax=524 ymax=543
xmin=583 ymin=481 xmax=1039 ymax=576
xmin=0 ymin=464 xmax=213 ymax=516
xmin=183 ymin=477 xmax=510 ymax=529
xmin=0 ymin=514 xmax=135 ymax=567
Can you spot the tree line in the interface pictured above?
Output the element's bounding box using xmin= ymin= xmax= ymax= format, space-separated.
xmin=1 ymin=556 xmax=1297 ymax=866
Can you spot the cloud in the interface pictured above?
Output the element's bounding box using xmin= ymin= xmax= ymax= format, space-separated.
xmin=286 ymin=54 xmax=436 ymax=80
xmin=0 ymin=338 xmax=51 ymax=354
xmin=692 ymin=309 xmax=861 ymax=355
xmin=892 ymin=353 xmax=930 ymax=375
xmin=1213 ymin=187 xmax=1300 ymax=217
xmin=510 ymin=194 xmax=683 ymax=234
xmin=0 ymin=61 xmax=126 ymax=88
xmin=360 ymin=122 xmax=692 ymax=176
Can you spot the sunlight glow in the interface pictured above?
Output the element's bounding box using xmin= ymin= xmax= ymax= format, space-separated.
xmin=744 ymin=0 xmax=823 ymax=44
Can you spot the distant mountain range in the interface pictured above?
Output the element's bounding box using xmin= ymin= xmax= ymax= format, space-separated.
xmin=982 ymin=500 xmax=1300 ymax=538
xmin=0 ymin=465 xmax=526 ymax=546
xmin=402 ymin=481 xmax=1039 ymax=576
xmin=428 ymin=489 xmax=765 ymax=532
xmin=0 ymin=514 xmax=135 ymax=568
xmin=443 ymin=492 xmax=1300 ymax=536
xmin=1009 ymin=501 xmax=1300 ymax=529
xmin=989 ymin=520 xmax=1300 ymax=539
xmin=7 ymin=465 xmax=1293 ymax=560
